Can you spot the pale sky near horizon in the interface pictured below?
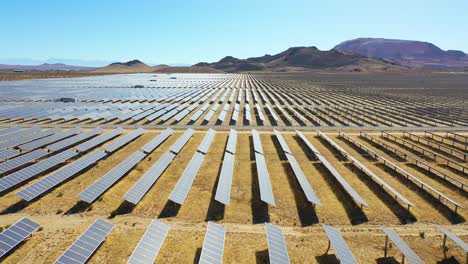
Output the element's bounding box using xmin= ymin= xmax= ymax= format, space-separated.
xmin=1 ymin=0 xmax=467 ymax=66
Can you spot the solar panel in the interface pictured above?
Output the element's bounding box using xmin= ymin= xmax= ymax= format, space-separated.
xmin=17 ymin=150 xmax=106 ymax=201
xmin=169 ymin=152 xmax=205 ymax=205
xmin=47 ymin=127 xmax=103 ymax=152
xmin=78 ymin=151 xmax=146 ymax=203
xmin=0 ymin=126 xmax=21 ymax=136
xmin=0 ymin=149 xmax=78 ymax=193
xmin=225 ymin=129 xmax=237 ymax=154
xmin=437 ymin=226 xmax=468 ymax=253
xmin=0 ymin=149 xmax=48 ymax=175
xmin=141 ymin=128 xmax=174 ymax=153
xmin=0 ymin=148 xmax=20 ymax=161
xmin=297 ymin=131 xmax=368 ymax=207
xmin=322 ymin=224 xmax=357 ymax=264
xmin=273 ymin=130 xmax=291 ymax=154
xmin=170 ymin=129 xmax=195 ymax=154
xmin=76 ymin=127 xmax=124 ymax=152
xmin=55 ymin=219 xmax=114 ymax=264
xmin=199 ymin=222 xmax=226 ymax=264
xmin=127 ymin=220 xmax=170 ymax=264
xmin=0 ymin=127 xmax=42 ymax=142
xmin=265 ymin=223 xmax=290 ymax=264
xmin=0 ymin=218 xmax=41 ymax=258
xmin=252 ymin=129 xmax=263 ymax=154
xmin=380 ymin=226 xmax=424 ymax=264
xmin=105 ymin=128 xmax=145 ymax=153
xmin=218 ymin=110 xmax=227 ymax=122
xmin=255 ymin=152 xmax=275 ymax=206
xmin=0 ymin=127 xmax=62 ymax=150
xmin=19 ymin=127 xmax=82 ymax=151
xmin=285 ymin=153 xmax=321 ymax=205
xmin=124 ymin=151 xmax=176 ymax=204
xmin=198 ymin=129 xmax=216 ymax=154
xmin=215 ymin=152 xmax=235 ymax=205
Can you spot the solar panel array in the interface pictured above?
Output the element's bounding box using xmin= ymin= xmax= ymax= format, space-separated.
xmin=274 ymin=130 xmax=320 ymax=206
xmin=380 ymin=226 xmax=424 ymax=264
xmin=76 ymin=127 xmax=124 ymax=152
xmin=19 ymin=127 xmax=82 ymax=151
xmin=105 ymin=127 xmax=145 ymax=153
xmin=47 ymin=127 xmax=103 ymax=152
xmin=252 ymin=129 xmax=275 ymax=206
xmin=0 ymin=127 xmax=21 ymax=136
xmin=0 ymin=149 xmax=78 ymax=193
xmin=199 ymin=222 xmax=226 ymax=264
xmin=297 ymin=131 xmax=368 ymax=207
xmin=17 ymin=150 xmax=106 ymax=201
xmin=0 ymin=127 xmax=41 ymax=142
xmin=265 ymin=223 xmax=290 ymax=264
xmin=55 ymin=219 xmax=114 ymax=264
xmin=215 ymin=129 xmax=237 ymax=205
xmin=170 ymin=129 xmax=195 ymax=154
xmin=127 ymin=220 xmax=170 ymax=264
xmin=169 ymin=129 xmax=215 ymax=205
xmin=141 ymin=128 xmax=173 ymax=153
xmin=0 ymin=149 xmax=48 ymax=175
xmin=0 ymin=218 xmax=41 ymax=258
xmin=322 ymin=224 xmax=357 ymax=264
xmin=78 ymin=151 xmax=146 ymax=203
xmin=0 ymin=127 xmax=62 ymax=150
xmin=0 ymin=148 xmax=20 ymax=161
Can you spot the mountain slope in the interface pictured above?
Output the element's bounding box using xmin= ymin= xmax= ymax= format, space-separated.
xmin=0 ymin=63 xmax=95 ymax=71
xmin=194 ymin=46 xmax=404 ymax=72
xmin=334 ymin=38 xmax=468 ymax=69
xmin=93 ymin=60 xmax=155 ymax=73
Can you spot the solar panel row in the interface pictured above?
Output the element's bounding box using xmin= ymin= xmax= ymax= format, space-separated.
xmin=0 ymin=218 xmax=41 ymax=258
xmin=252 ymin=129 xmax=275 ymax=206
xmin=381 ymin=226 xmax=424 ymax=264
xmin=265 ymin=223 xmax=290 ymax=264
xmin=0 ymin=149 xmax=78 ymax=193
xmin=322 ymin=224 xmax=357 ymax=264
xmin=199 ymin=222 xmax=226 ymax=264
xmin=105 ymin=127 xmax=144 ymax=153
xmin=76 ymin=127 xmax=124 ymax=152
xmin=19 ymin=127 xmax=82 ymax=151
xmin=47 ymin=127 xmax=103 ymax=152
xmin=0 ymin=127 xmax=42 ymax=142
xmin=141 ymin=128 xmax=173 ymax=153
xmin=55 ymin=219 xmax=114 ymax=264
xmin=78 ymin=151 xmax=146 ymax=203
xmin=0 ymin=127 xmax=62 ymax=150
xmin=0 ymin=149 xmax=48 ymax=175
xmin=17 ymin=150 xmax=107 ymax=201
xmin=0 ymin=148 xmax=20 ymax=161
xmin=127 ymin=220 xmax=170 ymax=264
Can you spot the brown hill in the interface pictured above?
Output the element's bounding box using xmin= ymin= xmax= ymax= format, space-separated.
xmin=334 ymin=38 xmax=468 ymax=70
xmin=194 ymin=46 xmax=405 ymax=72
xmin=153 ymin=66 xmax=224 ymax=73
xmin=93 ymin=60 xmax=154 ymax=73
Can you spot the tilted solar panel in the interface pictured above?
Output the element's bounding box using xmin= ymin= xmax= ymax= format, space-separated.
xmin=285 ymin=153 xmax=321 ymax=206
xmin=265 ymin=223 xmax=290 ymax=264
xmin=127 ymin=220 xmax=170 ymax=264
xmin=55 ymin=219 xmax=114 ymax=264
xmin=199 ymin=222 xmax=226 ymax=264
xmin=0 ymin=127 xmax=62 ymax=150
xmin=47 ymin=127 xmax=103 ymax=152
xmin=105 ymin=127 xmax=145 ymax=153
xmin=0 ymin=218 xmax=41 ymax=258
xmin=273 ymin=130 xmax=291 ymax=154
xmin=0 ymin=127 xmax=21 ymax=136
xmin=169 ymin=152 xmax=205 ymax=205
xmin=78 ymin=151 xmax=146 ymax=203
xmin=76 ymin=127 xmax=124 ymax=152
xmin=380 ymin=226 xmax=424 ymax=264
xmin=124 ymin=151 xmax=176 ymax=205
xmin=198 ymin=129 xmax=216 ymax=154
xmin=0 ymin=127 xmax=42 ymax=142
xmin=0 ymin=149 xmax=78 ymax=193
xmin=170 ymin=129 xmax=195 ymax=154
xmin=17 ymin=150 xmax=107 ymax=201
xmin=437 ymin=226 xmax=468 ymax=253
xmin=225 ymin=129 xmax=237 ymax=154
xmin=141 ymin=128 xmax=174 ymax=154
xmin=251 ymin=129 xmax=263 ymax=154
xmin=0 ymin=148 xmax=20 ymax=161
xmin=255 ymin=153 xmax=275 ymax=206
xmin=322 ymin=224 xmax=357 ymax=264
xmin=0 ymin=149 xmax=48 ymax=175
xmin=215 ymin=152 xmax=235 ymax=205
xmin=19 ymin=127 xmax=82 ymax=151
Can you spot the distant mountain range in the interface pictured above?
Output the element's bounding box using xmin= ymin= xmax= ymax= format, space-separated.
xmin=194 ymin=46 xmax=404 ymax=72
xmin=334 ymin=38 xmax=468 ymax=69
xmin=2 ymin=38 xmax=467 ymax=73
xmin=0 ymin=63 xmax=96 ymax=71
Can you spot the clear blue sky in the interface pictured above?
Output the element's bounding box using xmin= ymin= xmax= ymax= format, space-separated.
xmin=1 ymin=0 xmax=467 ymax=66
